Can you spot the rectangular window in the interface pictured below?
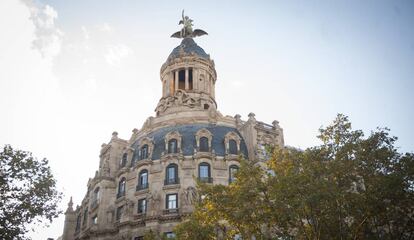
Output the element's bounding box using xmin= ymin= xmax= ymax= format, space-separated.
xmin=200 ymin=165 xmax=209 ymax=178
xmin=166 ymin=194 xmax=177 ymax=209
xmin=92 ymin=215 xmax=98 ymax=225
xmin=82 ymin=208 xmax=88 ymax=226
xmin=116 ymin=205 xmax=123 ymax=221
xmin=165 ymin=232 xmax=176 ymax=239
xmin=168 ymin=167 xmax=175 ymax=180
xmin=138 ymin=198 xmax=147 ymax=214
xmin=75 ymin=214 xmax=81 ymax=231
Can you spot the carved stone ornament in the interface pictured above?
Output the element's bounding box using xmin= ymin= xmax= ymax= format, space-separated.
xmin=155 ymin=89 xmax=201 ymax=113
xmin=148 ymin=191 xmax=161 ymax=211
xmin=102 ymin=156 xmax=110 ymax=177
xmin=183 ymin=186 xmax=198 ymax=205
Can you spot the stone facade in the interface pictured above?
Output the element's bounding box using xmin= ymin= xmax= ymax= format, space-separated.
xmin=61 ymin=33 xmax=284 ymax=240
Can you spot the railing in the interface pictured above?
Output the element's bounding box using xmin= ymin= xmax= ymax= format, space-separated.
xmin=164 ymin=178 xmax=180 ymax=185
xmin=198 ymin=177 xmax=213 ymax=183
xmin=163 ymin=208 xmax=179 ymax=215
xmin=136 ymin=183 xmax=149 ymax=191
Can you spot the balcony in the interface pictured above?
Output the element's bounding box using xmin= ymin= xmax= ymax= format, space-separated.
xmin=163 ymin=208 xmax=179 ymax=215
xmin=198 ymin=177 xmax=213 ymax=183
xmin=134 ymin=213 xmax=146 ymax=220
xmin=164 ymin=178 xmax=180 ymax=185
xmin=136 ymin=183 xmax=149 ymax=191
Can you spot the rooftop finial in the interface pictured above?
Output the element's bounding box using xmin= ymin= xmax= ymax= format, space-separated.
xmin=171 ymin=10 xmax=208 ymax=39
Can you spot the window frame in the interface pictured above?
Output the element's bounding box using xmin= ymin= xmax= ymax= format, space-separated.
xmin=165 ymin=232 xmax=176 ymax=239
xmin=117 ymin=177 xmax=126 ymax=198
xmin=91 ymin=215 xmax=98 ymax=225
xmin=166 ymin=193 xmax=178 ymax=210
xmin=229 ymin=165 xmax=239 ymax=183
xmin=198 ymin=162 xmax=212 ymax=183
xmin=137 ymin=198 xmax=147 ymax=214
xmin=168 ymin=139 xmax=178 ymax=154
xmin=165 ymin=163 xmax=179 ymax=185
xmin=116 ymin=205 xmax=123 ymax=221
xmin=229 ymin=139 xmax=238 ymax=155
xmin=120 ymin=153 xmax=128 ymax=168
xmin=199 ymin=136 xmax=209 ymax=152
xmin=138 ymin=169 xmax=149 ymax=190
xmin=140 ymin=144 xmax=149 ymax=160
xmin=82 ymin=208 xmax=88 ymax=226
xmin=75 ymin=214 xmax=81 ymax=231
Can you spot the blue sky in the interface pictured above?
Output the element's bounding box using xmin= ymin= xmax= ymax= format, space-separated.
xmin=1 ymin=0 xmax=413 ymax=239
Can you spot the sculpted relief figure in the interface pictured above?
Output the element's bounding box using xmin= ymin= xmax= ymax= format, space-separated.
xmin=155 ymin=90 xmax=201 ymax=113
xmin=183 ymin=186 xmax=198 ymax=205
xmin=148 ymin=190 xmax=161 ymax=212
xmin=125 ymin=199 xmax=134 ymax=217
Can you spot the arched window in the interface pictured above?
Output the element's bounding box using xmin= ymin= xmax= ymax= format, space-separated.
xmin=140 ymin=145 xmax=148 ymax=160
xmin=168 ymin=139 xmax=178 ymax=154
xmin=92 ymin=187 xmax=100 ymax=207
xmin=137 ymin=170 xmax=148 ymax=190
xmin=198 ymin=162 xmax=212 ymax=183
xmin=229 ymin=139 xmax=238 ymax=155
xmin=165 ymin=163 xmax=178 ymax=185
xmin=117 ymin=177 xmax=126 ymax=198
xmin=120 ymin=153 xmax=127 ymax=168
xmin=75 ymin=214 xmax=81 ymax=231
xmin=82 ymin=208 xmax=88 ymax=226
xmin=229 ymin=165 xmax=239 ymax=183
xmin=199 ymin=137 xmax=209 ymax=152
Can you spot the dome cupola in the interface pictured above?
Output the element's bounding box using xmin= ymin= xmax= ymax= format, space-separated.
xmin=156 ymin=11 xmax=217 ymax=116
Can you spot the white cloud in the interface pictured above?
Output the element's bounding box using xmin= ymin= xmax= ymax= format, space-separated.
xmin=22 ymin=0 xmax=63 ymax=59
xmin=230 ymin=80 xmax=245 ymax=88
xmin=99 ymin=22 xmax=112 ymax=32
xmin=81 ymin=26 xmax=90 ymax=40
xmin=0 ymin=1 xmax=64 ymax=239
xmin=104 ymin=44 xmax=133 ymax=66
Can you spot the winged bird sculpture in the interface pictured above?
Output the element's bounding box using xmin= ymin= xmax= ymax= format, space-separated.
xmin=171 ymin=10 xmax=208 ymax=39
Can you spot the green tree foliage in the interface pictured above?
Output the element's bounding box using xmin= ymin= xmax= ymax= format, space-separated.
xmin=143 ymin=229 xmax=158 ymax=240
xmin=175 ymin=114 xmax=414 ymax=239
xmin=0 ymin=145 xmax=62 ymax=240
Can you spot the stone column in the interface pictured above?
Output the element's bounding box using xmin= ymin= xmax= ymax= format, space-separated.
xmin=174 ymin=70 xmax=179 ymax=92
xmin=185 ymin=68 xmax=189 ymax=90
xmin=170 ymin=72 xmax=174 ymax=96
xmin=193 ymin=69 xmax=198 ymax=91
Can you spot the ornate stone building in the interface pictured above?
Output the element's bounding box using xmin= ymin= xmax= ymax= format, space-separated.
xmin=61 ymin=13 xmax=284 ymax=240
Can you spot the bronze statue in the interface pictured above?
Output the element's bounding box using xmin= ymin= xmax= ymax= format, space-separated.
xmin=171 ymin=10 xmax=208 ymax=38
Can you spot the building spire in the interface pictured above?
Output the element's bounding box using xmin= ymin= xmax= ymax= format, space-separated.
xmin=65 ymin=196 xmax=74 ymax=213
xmin=171 ymin=10 xmax=208 ymax=38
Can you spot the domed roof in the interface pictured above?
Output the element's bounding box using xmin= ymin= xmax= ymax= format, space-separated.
xmin=131 ymin=124 xmax=248 ymax=160
xmin=167 ymin=38 xmax=210 ymax=61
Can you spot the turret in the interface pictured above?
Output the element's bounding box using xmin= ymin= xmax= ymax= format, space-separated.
xmin=155 ymin=12 xmax=217 ymax=116
xmin=62 ymin=197 xmax=76 ymax=240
